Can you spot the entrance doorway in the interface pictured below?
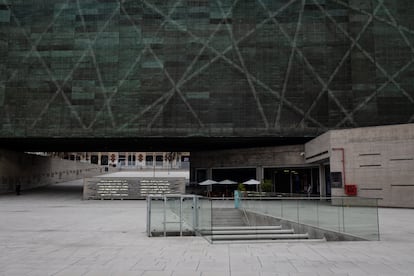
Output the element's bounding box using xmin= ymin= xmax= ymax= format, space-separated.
xmin=210 ymin=168 xmax=257 ymax=197
xmin=263 ymin=167 xmax=320 ymax=196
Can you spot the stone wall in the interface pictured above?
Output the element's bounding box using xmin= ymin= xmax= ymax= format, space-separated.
xmin=0 ymin=149 xmax=106 ymax=194
xmin=305 ymin=124 xmax=414 ymax=208
xmin=304 ymin=132 xmax=330 ymax=163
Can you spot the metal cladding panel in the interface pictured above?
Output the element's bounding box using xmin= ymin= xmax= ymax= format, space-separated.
xmin=0 ymin=0 xmax=413 ymax=138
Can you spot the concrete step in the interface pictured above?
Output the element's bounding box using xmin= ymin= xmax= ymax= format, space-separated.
xmin=213 ymin=223 xmax=246 ymax=227
xmin=204 ymin=208 xmax=316 ymax=243
xmin=212 ymin=208 xmax=242 ymax=212
xmin=212 ymin=208 xmax=247 ymax=227
xmin=212 ymin=238 xmax=327 ymax=244
xmin=213 ymin=220 xmax=246 ymax=227
xmin=211 ymin=229 xmax=294 ymax=235
xmin=213 ymin=219 xmax=245 ymax=223
xmin=213 ymin=222 xmax=245 ymax=226
xmin=213 ymin=218 xmax=244 ymax=221
xmin=213 ymin=218 xmax=245 ymax=221
xmin=213 ymin=216 xmax=244 ymax=220
xmin=212 ymin=226 xmax=282 ymax=231
xmin=212 ymin=233 xmax=309 ymax=241
xmin=209 ymin=208 xmax=311 ymax=242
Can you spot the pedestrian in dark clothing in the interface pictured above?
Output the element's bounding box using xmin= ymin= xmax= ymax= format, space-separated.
xmin=15 ymin=183 xmax=21 ymax=195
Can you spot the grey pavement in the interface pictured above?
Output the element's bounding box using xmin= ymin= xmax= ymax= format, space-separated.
xmin=1 ymin=175 xmax=414 ymax=276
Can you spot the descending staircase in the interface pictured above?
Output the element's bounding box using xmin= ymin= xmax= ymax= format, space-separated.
xmin=208 ymin=208 xmax=314 ymax=242
xmin=212 ymin=208 xmax=247 ymax=227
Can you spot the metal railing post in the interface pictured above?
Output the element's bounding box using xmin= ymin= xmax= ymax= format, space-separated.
xmin=316 ymin=199 xmax=319 ymax=227
xmin=147 ymin=196 xmax=151 ymax=237
xmin=342 ymin=198 xmax=345 ymax=232
xmin=193 ymin=196 xmax=198 ymax=232
xmin=210 ymin=198 xmax=213 ymax=243
xmin=180 ymin=196 xmax=183 ymax=236
xmin=337 ymin=198 xmax=341 ymax=232
xmin=163 ymin=195 xmax=167 ymax=237
xmin=281 ymin=199 xmax=284 ymax=218
xmin=376 ymin=198 xmax=380 ymax=241
xmin=296 ymin=199 xmax=300 ymax=223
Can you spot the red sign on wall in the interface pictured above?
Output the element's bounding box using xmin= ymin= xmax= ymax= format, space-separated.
xmin=345 ymin=184 xmax=357 ymax=196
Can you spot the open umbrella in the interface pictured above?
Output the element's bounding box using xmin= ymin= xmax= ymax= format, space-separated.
xmin=199 ymin=179 xmax=218 ymax=197
xmin=219 ymin=179 xmax=237 ymax=185
xmin=198 ymin=179 xmax=218 ymax=185
xmin=243 ymin=179 xmax=260 ymax=185
xmin=243 ymin=179 xmax=261 ymax=193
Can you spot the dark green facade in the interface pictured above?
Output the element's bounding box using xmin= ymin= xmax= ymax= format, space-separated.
xmin=0 ymin=0 xmax=413 ymax=138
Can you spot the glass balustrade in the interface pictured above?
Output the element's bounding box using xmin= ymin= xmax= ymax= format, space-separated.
xmin=239 ymin=197 xmax=379 ymax=241
xmin=197 ymin=197 xmax=212 ymax=243
xmin=147 ymin=195 xmax=379 ymax=241
xmin=147 ymin=195 xmax=212 ymax=239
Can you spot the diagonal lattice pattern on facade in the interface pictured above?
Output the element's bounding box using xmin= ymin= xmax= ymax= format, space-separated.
xmin=0 ymin=0 xmax=413 ymax=138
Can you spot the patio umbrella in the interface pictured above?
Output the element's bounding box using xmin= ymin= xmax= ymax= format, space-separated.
xmin=243 ymin=179 xmax=260 ymax=185
xmin=243 ymin=179 xmax=261 ymax=192
xmin=218 ymin=179 xmax=237 ymax=185
xmin=199 ymin=179 xmax=218 ymax=197
xmin=198 ymin=179 xmax=218 ymax=185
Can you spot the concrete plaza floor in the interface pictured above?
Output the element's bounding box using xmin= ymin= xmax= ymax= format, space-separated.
xmin=1 ymin=175 xmax=414 ymax=276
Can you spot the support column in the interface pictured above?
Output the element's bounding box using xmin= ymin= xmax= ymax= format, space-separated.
xmin=256 ymin=166 xmax=263 ymax=192
xmin=256 ymin=166 xmax=263 ymax=182
xmin=206 ymin=168 xmax=212 ymax=179
xmin=319 ymin=164 xmax=326 ymax=197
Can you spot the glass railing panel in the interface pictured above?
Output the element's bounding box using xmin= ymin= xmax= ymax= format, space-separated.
xmin=239 ymin=196 xmax=379 ymax=241
xmin=164 ymin=196 xmax=182 ymax=234
xmin=211 ymin=197 xmax=235 ymax=210
xmin=181 ymin=196 xmax=196 ymax=233
xmin=149 ymin=195 xmax=379 ymax=241
xmin=238 ymin=198 xmax=289 ymax=241
xmin=240 ymin=198 xmax=282 ymax=223
xmin=212 ymin=198 xmax=242 ymax=242
xmin=258 ymin=198 xmax=281 ymax=221
xmin=239 ymin=198 xmax=255 ymax=227
xmin=197 ymin=197 xmax=212 ymax=242
xmin=270 ymin=198 xmax=283 ymax=218
xmin=298 ymin=198 xmax=318 ymax=226
xmin=246 ymin=199 xmax=269 ymax=240
xmin=312 ymin=198 xmax=342 ymax=232
xmin=241 ymin=199 xmax=258 ymax=240
xmin=148 ymin=197 xmax=165 ymax=236
xmin=280 ymin=199 xmax=299 ymax=222
xmin=342 ymin=197 xmax=379 ymax=240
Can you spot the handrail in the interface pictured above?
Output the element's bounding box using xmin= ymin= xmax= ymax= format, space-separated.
xmin=241 ymin=207 xmax=250 ymax=226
